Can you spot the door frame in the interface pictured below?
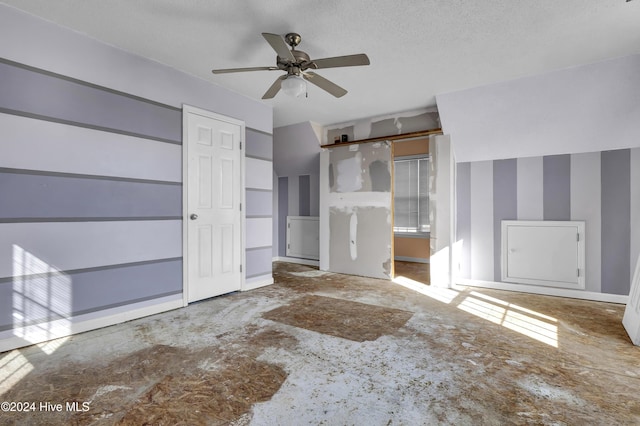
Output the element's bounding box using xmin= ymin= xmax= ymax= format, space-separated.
xmin=181 ymin=104 xmax=246 ymax=306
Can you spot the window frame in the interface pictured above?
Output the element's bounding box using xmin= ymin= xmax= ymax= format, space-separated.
xmin=393 ymin=153 xmax=430 ymax=237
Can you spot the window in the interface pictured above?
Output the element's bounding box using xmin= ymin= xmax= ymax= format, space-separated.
xmin=393 ymin=155 xmax=429 ymax=234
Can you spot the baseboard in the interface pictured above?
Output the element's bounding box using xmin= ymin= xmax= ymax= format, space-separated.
xmin=0 ymin=295 xmax=183 ymax=353
xmin=243 ymin=274 xmax=274 ymax=291
xmin=273 ymin=256 xmax=320 ymax=267
xmin=395 ymin=256 xmax=430 ymax=264
xmin=455 ymin=279 xmax=628 ymax=304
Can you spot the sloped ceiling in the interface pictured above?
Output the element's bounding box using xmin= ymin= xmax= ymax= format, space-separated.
xmin=438 ymin=54 xmax=640 ymax=162
xmin=1 ymin=1 xmax=640 ymax=128
xmin=273 ymin=122 xmax=321 ymax=177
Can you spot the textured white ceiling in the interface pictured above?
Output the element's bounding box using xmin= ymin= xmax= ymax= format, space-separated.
xmin=2 ymin=0 xmax=639 ymax=128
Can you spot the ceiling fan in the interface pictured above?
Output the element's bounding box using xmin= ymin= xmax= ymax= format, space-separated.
xmin=212 ymin=33 xmax=370 ymax=99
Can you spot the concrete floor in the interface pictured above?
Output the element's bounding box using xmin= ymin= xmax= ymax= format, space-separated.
xmin=1 ymin=261 xmax=639 ymax=425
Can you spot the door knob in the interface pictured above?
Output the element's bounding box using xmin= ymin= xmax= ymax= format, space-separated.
xmin=190 ymin=214 xmax=198 ymax=220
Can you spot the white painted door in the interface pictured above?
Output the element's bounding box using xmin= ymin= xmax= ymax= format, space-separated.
xmin=184 ymin=107 xmax=243 ymax=302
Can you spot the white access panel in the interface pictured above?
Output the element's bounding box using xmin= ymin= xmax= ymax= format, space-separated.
xmin=286 ymin=216 xmax=320 ymax=260
xmin=501 ymin=220 xmax=585 ymax=290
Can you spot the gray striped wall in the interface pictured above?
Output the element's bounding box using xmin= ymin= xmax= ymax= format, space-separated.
xmin=276 ymin=174 xmax=320 ymax=256
xmin=0 ymin=58 xmax=184 ymax=332
xmin=456 ymin=148 xmax=637 ymax=295
xmin=0 ymin=4 xmax=273 ymax=349
xmin=0 ymin=57 xmax=274 ymax=333
xmin=0 ymin=59 xmax=182 ymax=144
xmin=0 ymin=169 xmax=181 ymax=221
xmin=245 ymin=129 xmax=274 ymax=280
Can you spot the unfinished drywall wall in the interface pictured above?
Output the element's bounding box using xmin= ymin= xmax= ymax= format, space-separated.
xmin=320 ymin=142 xmax=393 ymax=279
xmin=324 ymin=108 xmax=440 ymax=145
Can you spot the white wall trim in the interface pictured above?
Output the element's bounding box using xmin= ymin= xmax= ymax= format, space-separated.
xmin=273 ymin=256 xmax=320 ymax=267
xmin=182 ymin=106 xmax=190 ymax=307
xmin=0 ymin=296 xmax=183 ymax=353
xmin=243 ymin=274 xmax=274 ymax=291
xmin=394 ymin=256 xmax=430 ymax=264
xmin=455 ymin=278 xmax=628 ymax=304
xmin=319 ymin=149 xmax=330 ymax=271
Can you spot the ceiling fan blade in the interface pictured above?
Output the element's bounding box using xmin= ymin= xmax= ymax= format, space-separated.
xmin=311 ymin=53 xmax=370 ymax=69
xmin=212 ymin=66 xmax=279 ymax=74
xmin=302 ymin=72 xmax=347 ymax=98
xmin=262 ymin=75 xmax=287 ymax=99
xmin=262 ymin=33 xmax=295 ymax=62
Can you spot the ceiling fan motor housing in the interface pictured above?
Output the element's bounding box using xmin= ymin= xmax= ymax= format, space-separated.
xmin=277 ymin=49 xmax=315 ymax=74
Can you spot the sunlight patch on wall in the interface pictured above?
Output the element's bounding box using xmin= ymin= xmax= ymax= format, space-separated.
xmin=12 ymin=245 xmax=71 ymax=347
xmin=429 ymin=246 xmax=451 ymax=288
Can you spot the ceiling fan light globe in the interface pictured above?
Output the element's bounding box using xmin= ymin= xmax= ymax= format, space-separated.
xmin=281 ymin=75 xmax=306 ymax=98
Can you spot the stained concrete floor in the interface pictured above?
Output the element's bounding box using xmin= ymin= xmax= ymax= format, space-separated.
xmin=1 ymin=261 xmax=639 ymax=425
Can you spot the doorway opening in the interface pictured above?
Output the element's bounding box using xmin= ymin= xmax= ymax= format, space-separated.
xmin=392 ymin=137 xmax=431 ymax=285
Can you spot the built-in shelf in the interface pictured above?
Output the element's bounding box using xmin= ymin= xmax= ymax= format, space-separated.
xmin=320 ymin=128 xmax=443 ymax=148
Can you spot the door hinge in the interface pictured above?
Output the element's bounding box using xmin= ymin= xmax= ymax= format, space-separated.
xmin=288 ymin=223 xmax=290 ymax=228
xmin=577 ymin=233 xmax=580 ymax=242
xmin=240 ymin=141 xmax=242 ymax=149
xmin=287 ymin=244 xmax=290 ymax=249
xmin=577 ymin=268 xmax=580 ymax=277
xmin=240 ymin=203 xmax=242 ymax=211
xmin=240 ymin=264 xmax=242 ymax=272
